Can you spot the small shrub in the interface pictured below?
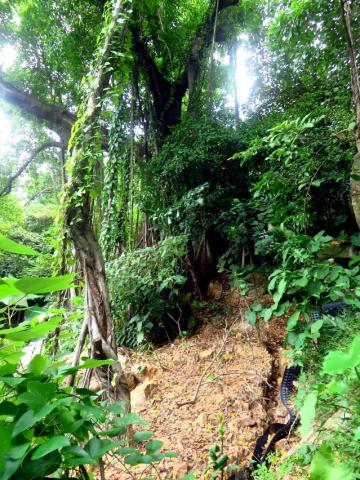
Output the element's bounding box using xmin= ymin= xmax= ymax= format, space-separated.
xmin=246 ymin=231 xmax=360 ymax=351
xmin=107 ymin=235 xmax=188 ymax=348
xmin=298 ymin=325 xmax=360 ymax=478
xmin=0 ymin=236 xmax=176 ymax=479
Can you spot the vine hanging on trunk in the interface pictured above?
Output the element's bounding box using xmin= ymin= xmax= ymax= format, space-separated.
xmin=62 ymin=0 xmax=130 ymax=403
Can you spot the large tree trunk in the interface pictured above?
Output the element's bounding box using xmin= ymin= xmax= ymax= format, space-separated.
xmin=187 ymin=0 xmax=239 ymax=113
xmin=69 ymin=219 xmax=129 ymax=402
xmin=64 ymin=0 xmax=130 ymax=403
xmin=131 ymin=0 xmax=239 ymax=141
xmin=341 ymin=0 xmax=360 ymax=229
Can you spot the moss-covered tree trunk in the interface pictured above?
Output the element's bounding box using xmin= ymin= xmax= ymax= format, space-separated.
xmin=341 ymin=0 xmax=360 ymax=229
xmin=64 ymin=0 xmax=129 ymax=403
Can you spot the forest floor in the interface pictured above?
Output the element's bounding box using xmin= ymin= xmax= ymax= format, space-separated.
xmin=102 ymin=279 xmax=298 ymax=479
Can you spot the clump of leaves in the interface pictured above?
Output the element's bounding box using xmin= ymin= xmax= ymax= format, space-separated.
xmin=206 ymin=413 xmax=240 ymax=480
xmin=246 ymin=230 xmax=360 ymax=351
xmin=239 ymin=114 xmax=354 ymax=236
xmin=0 ymin=235 xmax=176 ymax=480
xmin=107 ymin=235 xmax=188 ymax=348
xmin=299 ymin=330 xmax=360 ymax=479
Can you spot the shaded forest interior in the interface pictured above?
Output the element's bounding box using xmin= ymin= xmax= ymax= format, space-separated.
xmin=0 ymin=1 xmax=360 ymax=479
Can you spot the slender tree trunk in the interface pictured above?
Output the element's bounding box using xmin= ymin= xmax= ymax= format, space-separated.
xmin=206 ymin=0 xmax=219 ymax=112
xmin=341 ymin=0 xmax=360 ymax=229
xmin=129 ymin=65 xmax=136 ymax=247
xmin=230 ymin=42 xmax=240 ymax=125
xmin=64 ymin=0 xmax=130 ymax=403
xmin=0 ymin=141 xmax=63 ymax=197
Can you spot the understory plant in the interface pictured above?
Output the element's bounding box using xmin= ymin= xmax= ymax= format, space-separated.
xmin=206 ymin=413 xmax=239 ymax=480
xmin=295 ymin=310 xmax=360 ymax=480
xmin=251 ymin=315 xmax=360 ymax=480
xmin=238 ymin=114 xmax=355 ymax=236
xmin=107 ymin=235 xmax=188 ymax=347
xmin=0 ymin=235 xmax=176 ymax=479
xmin=246 ymin=230 xmax=360 ymax=351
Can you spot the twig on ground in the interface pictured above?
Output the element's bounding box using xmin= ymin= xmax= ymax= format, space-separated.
xmin=152 ymin=350 xmax=176 ymax=373
xmin=176 ymin=319 xmax=235 ymax=407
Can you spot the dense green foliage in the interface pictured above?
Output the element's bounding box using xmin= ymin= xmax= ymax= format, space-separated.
xmin=0 ymin=236 xmax=176 ymax=480
xmin=107 ymin=235 xmax=188 ymax=347
xmin=1 ymin=0 xmax=360 ymax=478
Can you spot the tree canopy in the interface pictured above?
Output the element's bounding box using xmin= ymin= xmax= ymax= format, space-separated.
xmin=0 ymin=0 xmax=360 ymax=479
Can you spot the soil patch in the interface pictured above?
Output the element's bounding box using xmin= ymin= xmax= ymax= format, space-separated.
xmin=103 ymin=289 xmax=289 ymax=479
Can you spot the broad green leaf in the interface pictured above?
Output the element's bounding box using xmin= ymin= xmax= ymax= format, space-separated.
xmin=145 ymin=440 xmax=163 ymax=454
xmin=125 ymin=452 xmax=153 ymax=465
xmin=61 ymin=358 xmax=116 ymax=374
xmin=18 ymin=450 xmax=61 ymax=479
xmin=124 ymin=452 xmax=145 ymax=466
xmin=287 ymin=311 xmax=300 ymax=331
xmin=12 ymin=411 xmax=37 ymax=437
xmin=27 ymin=355 xmax=48 ymax=375
xmin=4 ymin=317 xmax=62 ymax=342
xmin=262 ymin=307 xmax=273 ymax=323
xmin=310 ymin=319 xmax=323 ymax=335
xmin=293 ymin=276 xmax=308 ymax=288
xmin=85 ymin=437 xmax=123 ymax=459
xmin=62 ymin=445 xmax=90 ymax=458
xmin=0 ymin=275 xmax=75 ymax=301
xmin=0 ymin=235 xmax=40 ymax=256
xmin=118 ymin=412 xmax=148 ymax=426
xmin=19 ymin=381 xmax=57 ymax=411
xmin=115 ymin=447 xmax=138 ymax=455
xmin=0 ymin=458 xmax=23 ymax=480
xmin=307 ymin=280 xmax=321 ymax=297
xmin=151 ymin=452 xmax=177 ymax=461
xmin=31 ymin=436 xmax=71 ymax=460
xmin=325 ymin=380 xmax=348 ymax=395
xmin=300 ymin=392 xmax=317 ymax=438
xmin=323 ymin=334 xmax=360 ymax=375
xmin=63 ymin=457 xmax=97 ymax=466
xmin=133 ymin=431 xmax=154 ymax=442
xmin=277 ymin=278 xmax=287 ymax=296
xmin=15 ymin=275 xmax=75 ymax=295
xmin=98 ymin=427 xmax=126 ymax=437
xmin=8 ymin=442 xmax=31 ymax=460
xmin=310 ymin=444 xmax=354 ymax=480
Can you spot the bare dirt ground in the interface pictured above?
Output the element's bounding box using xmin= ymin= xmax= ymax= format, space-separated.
xmin=102 ymin=281 xmax=294 ymax=480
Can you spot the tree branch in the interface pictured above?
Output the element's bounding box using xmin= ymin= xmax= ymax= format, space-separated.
xmin=24 ymin=187 xmax=55 ymax=206
xmin=0 ymin=75 xmax=75 ymax=142
xmin=0 ymin=141 xmax=63 ymax=197
xmin=187 ymin=0 xmax=239 ymax=108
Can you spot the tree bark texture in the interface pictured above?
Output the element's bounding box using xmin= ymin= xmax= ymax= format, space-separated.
xmin=65 ymin=0 xmax=130 ymax=403
xmin=341 ymin=0 xmax=360 ymax=229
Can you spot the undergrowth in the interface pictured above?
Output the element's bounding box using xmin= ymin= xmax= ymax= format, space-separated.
xmin=106 ymin=235 xmax=188 ymax=348
xmin=253 ymin=311 xmax=360 ymax=480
